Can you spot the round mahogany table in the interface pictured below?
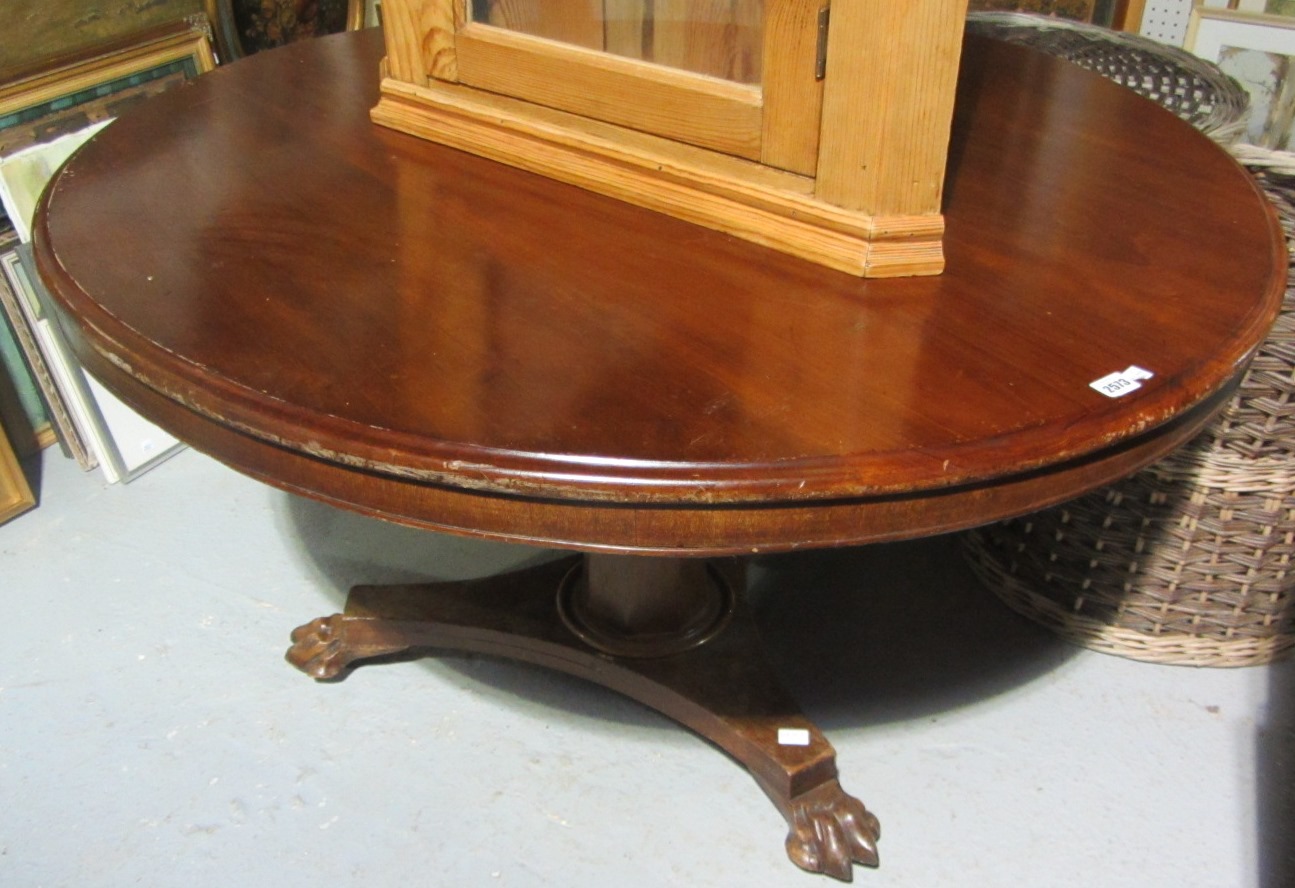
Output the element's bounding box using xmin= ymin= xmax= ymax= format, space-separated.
xmin=34 ymin=28 xmax=1284 ymax=881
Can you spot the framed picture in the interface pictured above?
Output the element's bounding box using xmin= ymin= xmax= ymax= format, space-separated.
xmin=1186 ymin=8 xmax=1295 ymax=148
xmin=1 ymin=247 xmax=184 ymax=484
xmin=1198 ymin=0 xmax=1295 ymax=14
xmin=1 ymin=248 xmax=108 ymax=474
xmin=0 ymin=122 xmax=121 ymax=471
xmin=0 ymin=222 xmax=53 ymax=454
xmin=0 ymin=1 xmax=205 ymax=75
xmin=0 ymin=245 xmax=96 ymax=470
xmin=0 ymin=419 xmax=35 ymax=526
xmin=0 ymin=19 xmax=216 ymax=161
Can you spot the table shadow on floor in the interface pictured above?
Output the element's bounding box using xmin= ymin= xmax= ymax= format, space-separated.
xmin=747 ymin=535 xmax=1077 ymax=728
xmin=282 ymin=494 xmax=1076 ymax=734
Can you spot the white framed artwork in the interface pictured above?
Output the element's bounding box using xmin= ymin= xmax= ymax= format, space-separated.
xmin=1196 ymin=2 xmax=1295 ymax=16
xmin=0 ymin=120 xmax=185 ymax=483
xmin=1186 ymin=8 xmax=1295 ymax=147
xmin=1 ymin=246 xmax=184 ymax=484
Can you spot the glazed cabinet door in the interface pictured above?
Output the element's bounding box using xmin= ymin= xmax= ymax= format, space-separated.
xmin=403 ymin=0 xmax=824 ymax=173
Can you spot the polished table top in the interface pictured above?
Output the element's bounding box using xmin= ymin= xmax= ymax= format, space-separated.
xmin=34 ymin=29 xmax=1285 ymax=554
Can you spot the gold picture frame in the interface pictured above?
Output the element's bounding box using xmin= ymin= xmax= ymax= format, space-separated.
xmin=0 ymin=420 xmax=35 ymax=526
xmin=0 ymin=19 xmax=217 ymax=158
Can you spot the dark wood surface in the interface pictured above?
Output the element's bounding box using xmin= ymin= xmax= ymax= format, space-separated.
xmin=33 ymin=29 xmax=1285 ymax=554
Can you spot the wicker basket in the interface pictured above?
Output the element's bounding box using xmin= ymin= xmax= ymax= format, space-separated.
xmin=961 ymin=160 xmax=1295 ymax=667
xmin=966 ymin=12 xmax=1250 ymax=145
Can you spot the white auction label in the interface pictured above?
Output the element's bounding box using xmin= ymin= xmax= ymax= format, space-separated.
xmin=1089 ymin=365 xmax=1154 ymax=399
xmin=777 ymin=728 xmax=811 ymax=746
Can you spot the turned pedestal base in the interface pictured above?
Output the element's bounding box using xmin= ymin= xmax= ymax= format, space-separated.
xmin=286 ymin=553 xmax=880 ymax=881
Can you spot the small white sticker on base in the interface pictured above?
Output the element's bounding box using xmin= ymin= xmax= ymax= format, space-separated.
xmin=1090 ymin=365 xmax=1154 ymax=398
xmin=778 ymin=728 xmax=812 ymax=746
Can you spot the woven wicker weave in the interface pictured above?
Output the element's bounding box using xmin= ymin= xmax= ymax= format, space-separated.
xmin=966 ymin=12 xmax=1250 ymax=144
xmin=961 ymin=160 xmax=1295 ymax=667
xmin=967 ymin=1 xmax=1097 ymax=20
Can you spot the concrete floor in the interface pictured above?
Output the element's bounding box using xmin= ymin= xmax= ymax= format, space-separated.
xmin=1 ymin=445 xmax=1292 ymax=887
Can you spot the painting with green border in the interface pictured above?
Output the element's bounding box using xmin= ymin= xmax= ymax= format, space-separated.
xmin=0 ymin=310 xmax=50 ymax=451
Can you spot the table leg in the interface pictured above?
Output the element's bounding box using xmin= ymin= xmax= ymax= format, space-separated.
xmin=286 ymin=553 xmax=880 ymax=880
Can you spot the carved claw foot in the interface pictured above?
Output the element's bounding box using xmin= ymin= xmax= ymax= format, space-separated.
xmin=784 ymin=780 xmax=880 ymax=881
xmin=286 ymin=615 xmax=359 ymax=679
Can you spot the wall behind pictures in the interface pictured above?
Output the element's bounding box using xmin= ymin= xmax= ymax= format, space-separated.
xmin=0 ymin=1 xmax=204 ymax=71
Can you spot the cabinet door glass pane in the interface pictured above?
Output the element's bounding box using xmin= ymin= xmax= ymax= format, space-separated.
xmin=470 ymin=0 xmax=765 ymax=84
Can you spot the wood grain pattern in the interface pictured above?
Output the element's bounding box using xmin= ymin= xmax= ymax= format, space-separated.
xmin=651 ymin=0 xmax=762 ymax=82
xmin=455 ymin=22 xmax=763 ymax=158
xmin=760 ymin=0 xmax=825 ymax=175
xmin=32 ymin=31 xmax=1286 ymax=554
xmin=602 ymin=0 xmax=647 ymax=60
xmin=372 ymin=77 xmax=941 ymax=275
xmin=815 ymin=0 xmax=969 ymax=215
xmin=376 ymin=0 xmax=438 ymax=83
xmin=380 ymin=76 xmax=814 ymax=197
xmin=478 ymin=0 xmax=605 ymax=49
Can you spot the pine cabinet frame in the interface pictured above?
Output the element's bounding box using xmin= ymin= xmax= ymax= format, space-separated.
xmin=372 ymin=0 xmax=970 ymax=276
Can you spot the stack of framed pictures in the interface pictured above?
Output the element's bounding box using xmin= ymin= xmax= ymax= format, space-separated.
xmin=0 ymin=20 xmax=216 ymax=482
xmin=1188 ymin=1 xmax=1295 ymax=148
xmin=0 ymin=222 xmax=51 ymax=455
xmin=0 ymin=224 xmax=94 ymax=471
xmin=0 ymin=241 xmax=189 ymax=483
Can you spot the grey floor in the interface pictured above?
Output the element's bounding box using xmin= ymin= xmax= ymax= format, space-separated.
xmin=2 ymin=445 xmax=1292 ymax=887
